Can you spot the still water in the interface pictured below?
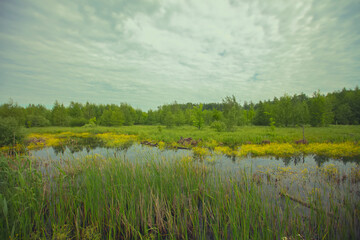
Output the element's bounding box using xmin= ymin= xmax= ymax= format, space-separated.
xmin=28 ymin=143 xmax=359 ymax=174
xmin=27 ymin=142 xmax=360 ymax=214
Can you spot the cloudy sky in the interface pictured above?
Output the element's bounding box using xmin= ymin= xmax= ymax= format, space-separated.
xmin=0 ymin=0 xmax=359 ymax=110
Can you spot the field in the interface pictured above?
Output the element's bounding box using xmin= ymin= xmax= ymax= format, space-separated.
xmin=1 ymin=125 xmax=360 ymax=239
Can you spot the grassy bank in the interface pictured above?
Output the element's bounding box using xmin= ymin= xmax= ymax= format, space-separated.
xmin=0 ymin=154 xmax=359 ymax=239
xmin=10 ymin=125 xmax=358 ymax=159
xmin=23 ymin=125 xmax=360 ymax=145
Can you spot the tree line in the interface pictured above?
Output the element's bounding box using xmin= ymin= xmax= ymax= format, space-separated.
xmin=0 ymin=87 xmax=359 ymax=131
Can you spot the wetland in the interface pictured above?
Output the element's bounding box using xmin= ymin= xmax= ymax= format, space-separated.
xmin=1 ymin=127 xmax=359 ymax=239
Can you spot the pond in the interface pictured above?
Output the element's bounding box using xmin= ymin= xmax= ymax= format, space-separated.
xmin=25 ymin=141 xmax=360 ymax=233
xmin=28 ymin=142 xmax=360 ymax=197
xmin=28 ymin=142 xmax=359 ymax=171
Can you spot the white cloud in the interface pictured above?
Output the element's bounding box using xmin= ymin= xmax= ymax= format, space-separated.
xmin=0 ymin=0 xmax=359 ymax=110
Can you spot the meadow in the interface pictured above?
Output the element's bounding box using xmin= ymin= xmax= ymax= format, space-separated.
xmin=1 ymin=125 xmax=360 ymax=239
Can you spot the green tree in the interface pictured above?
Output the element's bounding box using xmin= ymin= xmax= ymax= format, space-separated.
xmin=146 ymin=110 xmax=157 ymax=125
xmin=83 ymin=102 xmax=98 ymax=120
xmin=110 ymin=110 xmax=125 ymax=126
xmin=135 ymin=109 xmax=147 ymax=124
xmin=246 ymin=105 xmax=255 ymax=125
xmin=275 ymin=94 xmax=293 ymax=126
xmin=212 ymin=109 xmax=223 ymax=121
xmin=51 ymin=101 xmax=69 ymax=126
xmin=203 ymin=110 xmax=213 ymax=125
xmin=222 ymin=96 xmax=240 ymax=131
xmin=25 ymin=115 xmax=50 ymax=127
xmin=25 ymin=104 xmax=51 ymax=127
xmin=100 ymin=109 xmax=124 ymax=126
xmin=68 ymin=101 xmax=83 ymax=118
xmin=293 ymin=101 xmax=310 ymax=126
xmin=210 ymin=120 xmax=226 ymax=132
xmin=174 ymin=111 xmax=186 ymax=126
xmin=0 ymin=117 xmax=23 ymax=146
xmin=253 ymin=101 xmax=270 ymax=126
xmin=120 ymin=103 xmax=136 ymax=126
xmin=308 ymin=91 xmax=333 ymax=126
xmin=164 ymin=111 xmax=175 ymax=128
xmin=100 ymin=109 xmax=112 ymax=126
xmin=334 ymin=103 xmax=352 ymax=125
xmin=0 ymin=99 xmax=26 ymax=126
xmin=192 ymin=104 xmax=204 ymax=129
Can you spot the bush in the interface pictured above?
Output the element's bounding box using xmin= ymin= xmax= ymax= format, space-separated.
xmin=70 ymin=118 xmax=88 ymax=127
xmin=210 ymin=121 xmax=226 ymax=132
xmin=0 ymin=117 xmax=23 ymax=146
xmin=25 ymin=115 xmax=50 ymax=127
xmin=82 ymin=122 xmax=96 ymax=128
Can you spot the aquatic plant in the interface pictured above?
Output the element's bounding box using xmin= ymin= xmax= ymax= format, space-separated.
xmin=157 ymin=141 xmax=166 ymax=150
xmin=350 ymin=166 xmax=360 ymax=183
xmin=91 ymin=132 xmax=137 ymax=147
xmin=320 ymin=164 xmax=339 ymax=181
xmin=301 ymin=142 xmax=360 ymax=158
xmin=237 ymin=142 xmax=359 ymax=158
xmin=238 ymin=143 xmax=299 ymax=157
xmin=4 ymin=129 xmax=359 ymax=161
xmin=214 ymin=146 xmax=236 ymax=156
xmin=192 ymin=146 xmax=210 ymax=158
xmin=1 ymin=154 xmax=359 ymax=239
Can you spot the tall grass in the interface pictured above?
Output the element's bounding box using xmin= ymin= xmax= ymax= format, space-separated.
xmin=0 ymin=154 xmax=359 ymax=239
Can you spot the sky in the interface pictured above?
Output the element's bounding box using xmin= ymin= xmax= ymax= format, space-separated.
xmin=0 ymin=0 xmax=359 ymax=110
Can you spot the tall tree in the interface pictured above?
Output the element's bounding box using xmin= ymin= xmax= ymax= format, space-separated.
xmin=68 ymin=101 xmax=83 ymax=119
xmin=192 ymin=104 xmax=204 ymax=129
xmin=0 ymin=99 xmax=26 ymax=125
xmin=120 ymin=103 xmax=136 ymax=125
xmin=253 ymin=101 xmax=270 ymax=126
xmin=308 ymin=91 xmax=333 ymax=126
xmin=222 ymin=96 xmax=240 ymax=131
xmin=51 ymin=101 xmax=68 ymax=126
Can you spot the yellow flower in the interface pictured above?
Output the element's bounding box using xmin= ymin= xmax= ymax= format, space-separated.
xmin=193 ymin=147 xmax=210 ymax=157
xmin=158 ymin=141 xmax=166 ymax=150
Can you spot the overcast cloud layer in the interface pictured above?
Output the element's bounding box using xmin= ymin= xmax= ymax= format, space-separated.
xmin=0 ymin=0 xmax=359 ymax=110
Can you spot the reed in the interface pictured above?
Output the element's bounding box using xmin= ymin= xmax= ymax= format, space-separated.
xmin=0 ymin=154 xmax=359 ymax=239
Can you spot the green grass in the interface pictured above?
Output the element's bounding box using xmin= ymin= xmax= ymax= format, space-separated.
xmin=23 ymin=125 xmax=360 ymax=145
xmin=1 ymin=154 xmax=359 ymax=239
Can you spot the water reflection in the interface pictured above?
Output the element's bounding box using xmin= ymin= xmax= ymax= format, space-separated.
xmin=50 ymin=137 xmax=104 ymax=155
xmin=275 ymin=155 xmax=305 ymax=166
xmin=28 ymin=141 xmax=360 ymax=172
xmin=274 ymin=154 xmax=359 ymax=167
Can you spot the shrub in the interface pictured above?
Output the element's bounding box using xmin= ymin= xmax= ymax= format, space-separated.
xmin=0 ymin=117 xmax=23 ymax=146
xmin=70 ymin=118 xmax=88 ymax=127
xmin=25 ymin=115 xmax=50 ymax=127
xmin=210 ymin=121 xmax=226 ymax=132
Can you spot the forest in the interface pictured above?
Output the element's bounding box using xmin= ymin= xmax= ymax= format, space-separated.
xmin=0 ymin=87 xmax=359 ymax=132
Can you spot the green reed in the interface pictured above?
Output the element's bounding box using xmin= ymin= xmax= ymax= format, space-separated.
xmin=0 ymin=154 xmax=359 ymax=239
